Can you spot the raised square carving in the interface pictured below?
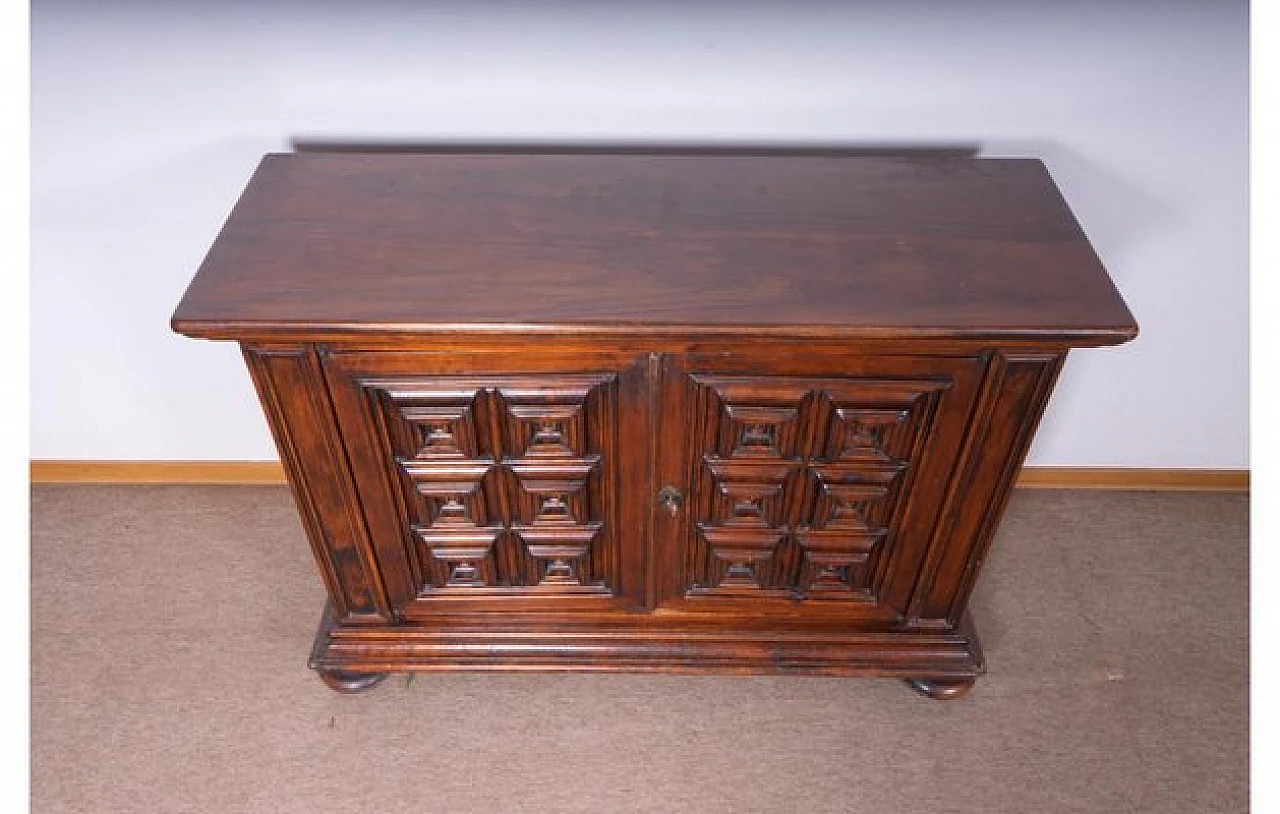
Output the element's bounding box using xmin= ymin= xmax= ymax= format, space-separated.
xmin=507 ymin=405 xmax=584 ymax=458
xmin=723 ymin=405 xmax=801 ymax=459
xmin=703 ymin=459 xmax=799 ymax=528
xmin=793 ymin=463 xmax=902 ymax=596
xmin=496 ymin=376 xmax=612 ymax=460
xmin=513 ymin=524 xmax=603 ymax=586
xmin=412 ymin=528 xmax=501 ymax=588
xmin=807 ymin=464 xmax=903 ymax=530
xmin=399 ymin=461 xmax=494 ymax=528
xmin=794 ymin=529 xmax=881 ymax=595
xmin=406 ymin=407 xmax=477 ymax=459
xmin=695 ymin=459 xmax=798 ymax=591
xmin=508 ymin=459 xmax=600 ymax=525
xmin=699 ymin=526 xmax=788 ymax=588
xmin=373 ymin=386 xmax=485 ymax=461
xmin=827 ymin=407 xmax=912 ymax=463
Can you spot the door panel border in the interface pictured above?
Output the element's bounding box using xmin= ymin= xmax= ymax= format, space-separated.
xmin=654 ymin=351 xmax=988 ymax=624
xmin=321 ymin=349 xmax=653 ymax=616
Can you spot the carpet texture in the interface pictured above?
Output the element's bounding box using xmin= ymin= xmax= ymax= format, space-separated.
xmin=31 ymin=486 xmax=1247 ymax=813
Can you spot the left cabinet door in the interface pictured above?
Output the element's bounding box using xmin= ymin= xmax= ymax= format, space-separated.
xmin=322 ymin=349 xmax=654 ymax=618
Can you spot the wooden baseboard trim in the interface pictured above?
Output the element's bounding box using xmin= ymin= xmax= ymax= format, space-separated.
xmin=28 ymin=461 xmax=1250 ymax=491
xmin=1014 ymin=467 xmax=1248 ymax=491
xmin=30 ymin=461 xmax=288 ymax=485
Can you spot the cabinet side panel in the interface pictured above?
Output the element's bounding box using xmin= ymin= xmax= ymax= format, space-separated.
xmin=910 ymin=351 xmax=1066 ymax=623
xmin=242 ymin=344 xmax=390 ymax=622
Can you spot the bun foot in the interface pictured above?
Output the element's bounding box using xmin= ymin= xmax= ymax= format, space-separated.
xmin=905 ymin=677 xmax=976 ymax=700
xmin=317 ymin=667 xmax=388 ymax=693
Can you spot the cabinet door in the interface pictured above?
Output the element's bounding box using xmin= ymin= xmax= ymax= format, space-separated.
xmin=654 ymin=351 xmax=987 ymax=622
xmin=323 ymin=350 xmax=651 ymax=617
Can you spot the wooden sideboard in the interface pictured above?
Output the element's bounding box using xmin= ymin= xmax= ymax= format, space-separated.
xmin=171 ymin=152 xmax=1137 ymax=699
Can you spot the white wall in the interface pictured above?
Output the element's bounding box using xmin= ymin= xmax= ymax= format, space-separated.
xmin=31 ymin=0 xmax=1249 ymax=467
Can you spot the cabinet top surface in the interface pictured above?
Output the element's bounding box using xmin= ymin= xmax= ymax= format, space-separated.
xmin=172 ymin=153 xmax=1137 ymax=344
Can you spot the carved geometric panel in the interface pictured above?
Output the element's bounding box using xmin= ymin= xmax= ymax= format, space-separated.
xmin=495 ymin=384 xmax=593 ymax=459
xmin=400 ymin=461 xmax=495 ymax=527
xmin=685 ymin=374 xmax=944 ymax=602
xmin=374 ymin=386 xmax=482 ymax=461
xmin=794 ymin=530 xmax=879 ymax=595
xmin=508 ymin=459 xmax=604 ymax=586
xmin=695 ymin=459 xmax=798 ymax=592
xmin=702 ymin=459 xmax=799 ymax=528
xmin=415 ymin=528 xmax=500 ymax=587
xmin=720 ymin=405 xmax=802 ymax=459
xmin=508 ymin=459 xmax=597 ymax=524
xmin=515 ymin=525 xmax=603 ymax=587
xmin=362 ymin=374 xmax=618 ymax=596
xmin=807 ymin=464 xmax=903 ymax=534
xmin=795 ymin=463 xmax=903 ymax=596
xmin=826 ymin=407 xmax=911 ymax=463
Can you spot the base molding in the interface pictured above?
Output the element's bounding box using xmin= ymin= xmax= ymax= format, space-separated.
xmin=29 ymin=460 xmax=1250 ymax=491
xmin=308 ymin=602 xmax=986 ymax=685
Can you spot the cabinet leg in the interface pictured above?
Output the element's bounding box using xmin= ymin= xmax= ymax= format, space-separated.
xmin=904 ymin=677 xmax=976 ymax=700
xmin=317 ymin=667 xmax=388 ymax=693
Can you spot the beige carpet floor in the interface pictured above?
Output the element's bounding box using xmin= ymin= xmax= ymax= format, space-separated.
xmin=31 ymin=486 xmax=1247 ymax=813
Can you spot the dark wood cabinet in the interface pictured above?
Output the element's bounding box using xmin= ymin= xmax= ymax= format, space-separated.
xmin=174 ymin=152 xmax=1136 ymax=698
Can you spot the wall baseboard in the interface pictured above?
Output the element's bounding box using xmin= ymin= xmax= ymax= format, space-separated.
xmin=30 ymin=461 xmax=288 ymax=485
xmin=28 ymin=461 xmax=1250 ymax=491
xmin=1013 ymin=467 xmax=1248 ymax=491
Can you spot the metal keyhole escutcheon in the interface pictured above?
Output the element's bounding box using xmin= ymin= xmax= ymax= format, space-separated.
xmin=657 ymin=486 xmax=684 ymax=516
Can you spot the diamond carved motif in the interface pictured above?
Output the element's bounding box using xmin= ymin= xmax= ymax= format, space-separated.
xmin=515 ymin=525 xmax=602 ymax=587
xmin=399 ymin=460 xmax=502 ymax=588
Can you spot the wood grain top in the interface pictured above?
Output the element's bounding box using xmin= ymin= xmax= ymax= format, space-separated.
xmin=171 ymin=153 xmax=1137 ymax=344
